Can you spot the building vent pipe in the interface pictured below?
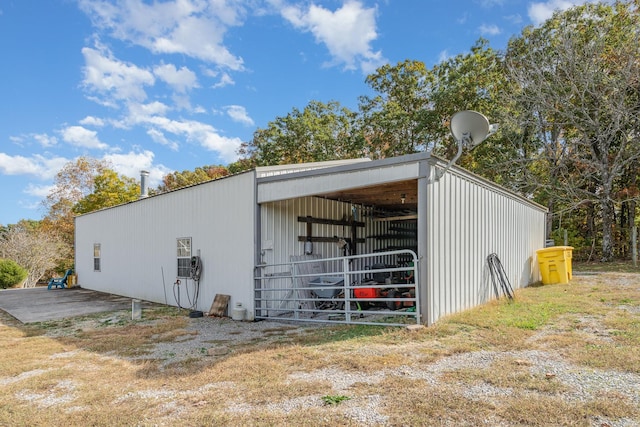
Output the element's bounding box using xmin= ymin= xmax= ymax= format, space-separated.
xmin=140 ymin=170 xmax=150 ymax=198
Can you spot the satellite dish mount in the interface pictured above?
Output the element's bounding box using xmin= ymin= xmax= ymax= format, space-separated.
xmin=429 ymin=110 xmax=497 ymax=183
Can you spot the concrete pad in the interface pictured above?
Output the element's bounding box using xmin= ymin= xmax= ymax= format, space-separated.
xmin=0 ymin=287 xmax=142 ymax=323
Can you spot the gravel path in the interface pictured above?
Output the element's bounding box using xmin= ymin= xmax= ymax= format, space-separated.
xmin=129 ymin=315 xmax=315 ymax=366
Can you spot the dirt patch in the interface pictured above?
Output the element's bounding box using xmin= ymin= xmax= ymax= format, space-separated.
xmin=39 ymin=309 xmax=316 ymax=368
xmin=131 ymin=315 xmax=314 ymax=367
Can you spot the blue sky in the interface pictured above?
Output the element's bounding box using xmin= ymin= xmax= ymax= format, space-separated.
xmin=0 ymin=0 xmax=593 ymax=225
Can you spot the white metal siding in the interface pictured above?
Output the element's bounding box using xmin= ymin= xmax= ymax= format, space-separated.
xmin=260 ymin=197 xmax=408 ymax=269
xmin=256 ymin=158 xmax=371 ymax=178
xmin=74 ymin=154 xmax=546 ymax=326
xmin=258 ymin=162 xmax=420 ymax=204
xmin=75 ymin=172 xmax=256 ymax=317
xmin=425 ymin=167 xmax=546 ymax=325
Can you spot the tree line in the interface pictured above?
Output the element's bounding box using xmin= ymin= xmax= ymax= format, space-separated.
xmin=238 ymin=1 xmax=640 ymax=263
xmin=2 ymin=1 xmax=638 ymax=287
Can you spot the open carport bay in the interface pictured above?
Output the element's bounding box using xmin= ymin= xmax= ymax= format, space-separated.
xmin=0 ymin=287 xmax=145 ymax=323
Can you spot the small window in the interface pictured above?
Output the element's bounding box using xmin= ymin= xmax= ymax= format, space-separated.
xmin=177 ymin=238 xmax=192 ymax=278
xmin=93 ymin=244 xmax=101 ymax=271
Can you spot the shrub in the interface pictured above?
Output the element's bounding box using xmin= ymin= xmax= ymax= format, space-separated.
xmin=0 ymin=259 xmax=28 ymax=289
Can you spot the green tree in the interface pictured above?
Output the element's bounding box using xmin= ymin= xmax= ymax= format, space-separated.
xmin=158 ymin=165 xmax=230 ymax=193
xmin=73 ymin=169 xmax=141 ymax=214
xmin=241 ymin=100 xmax=364 ymax=166
xmin=358 ymin=59 xmax=431 ymax=159
xmin=425 ymin=40 xmax=501 ymax=147
xmin=505 ymin=1 xmax=640 ymax=261
xmin=423 ymin=39 xmax=525 ymax=187
xmin=41 ymin=157 xmax=110 ymax=247
xmin=227 ymin=157 xmax=256 ymax=175
xmin=0 ymin=258 xmax=28 ymax=289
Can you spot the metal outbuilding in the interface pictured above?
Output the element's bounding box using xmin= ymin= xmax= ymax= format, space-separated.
xmin=75 ymin=152 xmax=547 ymax=326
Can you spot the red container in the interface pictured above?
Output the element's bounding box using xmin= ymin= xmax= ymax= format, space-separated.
xmin=354 ymin=287 xmax=378 ymax=299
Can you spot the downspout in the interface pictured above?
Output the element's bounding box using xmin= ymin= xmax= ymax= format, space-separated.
xmin=74 ymin=215 xmax=78 ymax=287
xmin=254 ymin=170 xmax=263 ymax=319
xmin=418 ymin=159 xmax=430 ymax=325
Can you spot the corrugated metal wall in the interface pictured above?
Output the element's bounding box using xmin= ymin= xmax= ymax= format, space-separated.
xmin=425 ymin=167 xmax=546 ymax=324
xmin=75 ymin=172 xmax=256 ymax=317
xmin=259 ymin=197 xmax=408 ymax=268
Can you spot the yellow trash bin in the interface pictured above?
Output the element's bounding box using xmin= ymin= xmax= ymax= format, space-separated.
xmin=564 ymin=247 xmax=573 ymax=281
xmin=536 ymin=246 xmax=573 ymax=285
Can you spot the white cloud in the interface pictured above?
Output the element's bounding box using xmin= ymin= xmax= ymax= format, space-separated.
xmin=171 ymin=94 xmax=195 ymax=111
xmin=225 ymin=105 xmax=254 ymax=126
xmin=199 ymin=130 xmax=243 ymax=162
xmin=60 ymin=125 xmax=109 ymax=150
xmin=0 ymin=153 xmax=68 ymax=179
xmin=8 ymin=133 xmax=58 ymax=148
xmin=147 ymin=116 xmax=242 ymax=162
xmin=129 ymin=101 xmax=171 ymax=118
xmin=101 ymin=149 xmax=171 ymax=188
xmin=504 ymin=14 xmax=523 ymax=25
xmin=147 ymin=128 xmax=179 ymax=151
xmin=79 ymin=0 xmax=245 ymax=70
xmin=479 ymin=23 xmax=502 ymax=36
xmin=203 ymin=68 xmax=235 ymax=88
xmin=24 ymin=183 xmax=55 ymax=198
xmin=82 ymin=42 xmax=155 ymax=104
xmin=153 ymin=63 xmax=199 ymax=93
xmin=280 ymin=0 xmax=386 ymax=73
xmin=120 ymin=101 xmax=171 ymax=129
xmin=120 ymin=104 xmax=242 ymax=162
xmin=103 ymin=149 xmax=153 ymax=176
xmin=79 ymin=116 xmax=106 ymax=127
xmin=192 ymin=105 xmax=206 ymax=114
xmin=528 ymin=0 xmax=585 ymax=26
xmin=32 ymin=133 xmax=58 ymax=147
xmin=211 ymin=71 xmax=235 ymax=89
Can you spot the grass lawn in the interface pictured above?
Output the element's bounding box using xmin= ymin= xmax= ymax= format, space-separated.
xmin=0 ymin=269 xmax=638 ymax=426
xmin=574 ymin=259 xmax=639 ymax=273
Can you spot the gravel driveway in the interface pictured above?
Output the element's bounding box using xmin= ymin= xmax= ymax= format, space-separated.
xmin=5 ymin=272 xmax=639 ymax=426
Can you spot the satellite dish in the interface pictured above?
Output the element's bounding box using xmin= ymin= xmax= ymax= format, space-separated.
xmin=450 ymin=110 xmax=496 ymax=149
xmin=428 ymin=110 xmax=498 ymax=184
